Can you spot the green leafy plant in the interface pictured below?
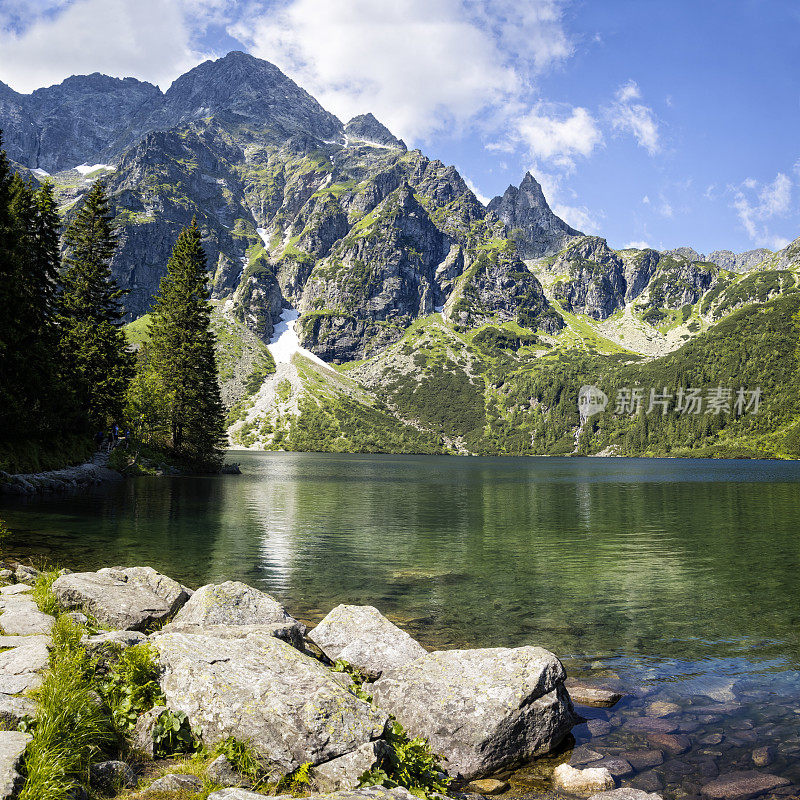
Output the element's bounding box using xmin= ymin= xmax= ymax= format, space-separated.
xmin=359 ymin=720 xmax=451 ymax=799
xmin=99 ymin=643 xmax=165 ymax=731
xmin=152 ymin=709 xmax=194 ymax=757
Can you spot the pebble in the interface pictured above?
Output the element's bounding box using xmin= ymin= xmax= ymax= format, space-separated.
xmin=701 ymin=734 xmax=725 ymax=746
xmin=619 ymin=750 xmax=665 ymax=770
xmin=594 ymin=758 xmax=633 ymax=778
xmin=626 ymin=717 xmax=680 ymax=734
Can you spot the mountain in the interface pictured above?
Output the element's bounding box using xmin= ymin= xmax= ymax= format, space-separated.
xmin=5 ymin=51 xmax=800 ymax=458
xmin=487 ymin=172 xmax=583 ymax=258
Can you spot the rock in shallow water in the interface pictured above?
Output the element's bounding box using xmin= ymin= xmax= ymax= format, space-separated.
xmin=153 ymin=631 xmax=388 ymax=775
xmin=552 ymin=763 xmax=615 ymax=795
xmin=700 ymin=772 xmax=791 ymax=800
xmin=566 ymin=680 xmax=623 ymax=708
xmin=309 ymin=604 xmax=427 ymax=679
xmin=52 ymin=566 xmax=188 ymax=630
xmin=588 ymin=789 xmax=663 ymax=800
xmin=371 ymin=646 xmax=575 ymax=780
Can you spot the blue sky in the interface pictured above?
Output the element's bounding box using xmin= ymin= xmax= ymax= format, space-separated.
xmin=0 ymin=0 xmax=798 ymax=254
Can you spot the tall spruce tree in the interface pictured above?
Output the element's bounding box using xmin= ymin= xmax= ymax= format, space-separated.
xmin=58 ymin=180 xmax=134 ymax=428
xmin=0 ymin=131 xmax=72 ymax=442
xmin=147 ymin=220 xmax=225 ymax=469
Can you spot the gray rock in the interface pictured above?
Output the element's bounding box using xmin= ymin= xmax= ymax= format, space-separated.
xmin=371 ymin=646 xmax=575 ymax=780
xmin=52 ymin=566 xmax=188 ymax=630
xmin=701 ymin=772 xmax=791 ymax=800
xmin=0 ymin=585 xmax=32 ymax=597
xmin=0 ymin=638 xmax=49 ymax=675
xmin=309 ymin=605 xmax=426 ymax=679
xmin=0 ymin=693 xmax=37 ymax=728
xmin=168 ymin=581 xmax=300 ymax=631
xmin=153 ymin=631 xmax=388 ymax=774
xmin=625 ymin=717 xmax=678 ymax=734
xmin=706 ymin=249 xmax=770 ymax=273
xmin=645 ymin=733 xmax=691 ymax=755
xmin=566 ymin=680 xmax=622 ymax=708
xmin=0 ymin=606 xmax=54 ymax=636
xmin=144 ymin=773 xmax=203 ymax=793
xmin=552 ymin=763 xmax=615 ymax=795
xmin=314 ymin=741 xmax=390 ymax=793
xmin=345 ymin=114 xmax=406 ymax=151
xmin=0 ymin=572 xmax=12 ymax=581
xmin=159 ymin=622 xmax=304 ymax=650
xmin=131 ymin=705 xmax=166 ymax=757
xmin=587 ymin=789 xmax=663 ymax=800
xmin=207 ymin=754 xmax=252 ymax=788
xmin=0 ymin=634 xmax=50 ymax=650
xmin=618 ymin=750 xmax=664 ymax=770
xmin=587 ymin=719 xmax=613 ymax=737
xmin=13 ymin=566 xmax=38 ymax=584
xmin=89 ymin=760 xmax=137 ymax=792
xmin=0 ymin=731 xmax=31 ymax=799
xmin=82 ymin=630 xmax=148 ymax=653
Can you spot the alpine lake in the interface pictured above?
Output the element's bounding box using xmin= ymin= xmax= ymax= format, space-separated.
xmin=2 ymin=451 xmax=800 ymax=799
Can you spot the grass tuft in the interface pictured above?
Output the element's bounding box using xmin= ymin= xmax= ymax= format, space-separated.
xmin=20 ymin=616 xmax=114 ymax=800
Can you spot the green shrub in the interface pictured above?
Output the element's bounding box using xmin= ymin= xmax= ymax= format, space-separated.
xmin=278 ymin=761 xmax=314 ymax=795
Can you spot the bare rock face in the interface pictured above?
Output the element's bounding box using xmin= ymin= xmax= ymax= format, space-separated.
xmin=309 ymin=605 xmax=426 ymax=679
xmin=345 ymin=114 xmax=407 ymax=151
xmin=487 ymin=172 xmax=583 ymax=258
xmin=153 ymin=631 xmax=388 ymax=776
xmin=52 ymin=566 xmax=189 ymax=630
xmin=371 ymin=646 xmax=576 ymax=780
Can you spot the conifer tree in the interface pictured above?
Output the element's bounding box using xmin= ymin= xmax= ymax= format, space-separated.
xmin=58 ymin=180 xmax=134 ymax=427
xmin=147 ymin=220 xmax=225 ymax=468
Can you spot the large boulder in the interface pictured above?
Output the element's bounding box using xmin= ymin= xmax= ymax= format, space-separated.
xmin=0 ymin=637 xmax=49 ymax=694
xmin=309 ymin=605 xmax=426 ymax=679
xmin=371 ymin=646 xmax=575 ymax=780
xmin=52 ymin=566 xmax=188 ymax=630
xmin=0 ymin=597 xmax=54 ymax=635
xmin=152 ymin=630 xmax=388 ymax=776
xmin=164 ymin=581 xmax=305 ymax=648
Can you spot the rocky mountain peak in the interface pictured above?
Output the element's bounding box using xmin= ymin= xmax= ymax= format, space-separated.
xmin=148 ymin=52 xmax=344 ymax=142
xmin=345 ymin=113 xmax=406 ymax=150
xmin=487 ymin=171 xmax=582 ymax=259
xmin=705 ymin=248 xmax=771 ymax=273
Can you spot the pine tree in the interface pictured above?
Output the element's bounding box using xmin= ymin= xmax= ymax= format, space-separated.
xmin=58 ymin=180 xmax=134 ymax=428
xmin=147 ymin=220 xmax=225 ymax=469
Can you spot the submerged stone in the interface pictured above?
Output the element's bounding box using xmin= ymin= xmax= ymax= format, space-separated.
xmin=553 ymin=763 xmax=615 ymax=795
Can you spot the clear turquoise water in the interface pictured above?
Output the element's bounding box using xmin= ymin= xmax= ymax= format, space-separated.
xmin=2 ymin=452 xmax=800 ymax=795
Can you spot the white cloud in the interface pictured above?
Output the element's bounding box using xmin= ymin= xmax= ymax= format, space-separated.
xmin=606 ymin=80 xmax=660 ymax=155
xmin=230 ymin=0 xmax=573 ymax=145
xmin=0 ymin=0 xmax=205 ymax=92
xmin=624 ymin=240 xmax=651 ymax=249
xmin=510 ymin=103 xmax=602 ymax=171
xmin=552 ymin=202 xmax=602 ymax=233
xmin=659 ymin=199 xmax=674 ymax=218
xmin=732 ymin=172 xmax=793 ymax=249
xmin=642 ymin=195 xmax=650 ymax=205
